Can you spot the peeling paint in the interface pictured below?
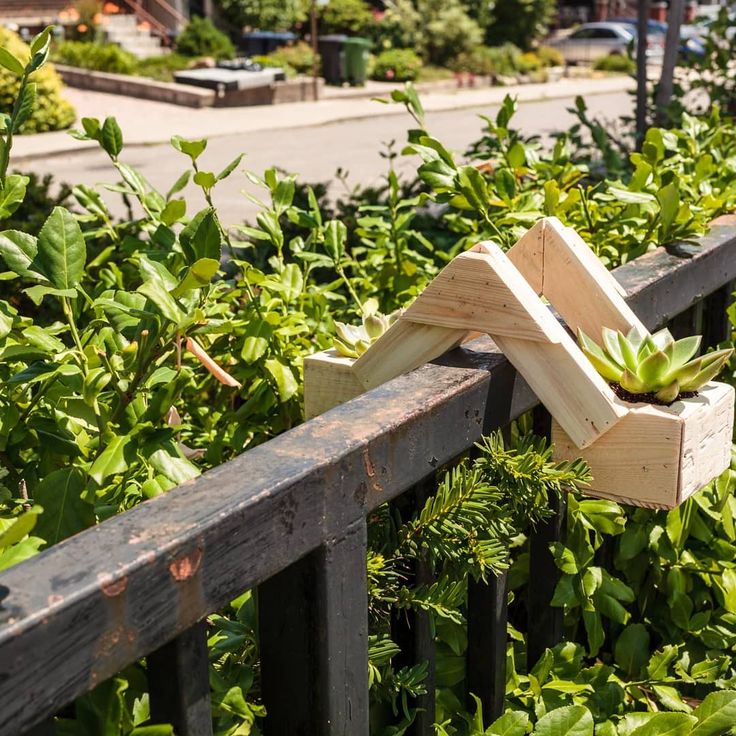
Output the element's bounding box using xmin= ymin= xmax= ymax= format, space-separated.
xmin=98 ymin=573 xmax=128 ymax=598
xmin=169 ymin=547 xmax=203 ymax=581
xmin=362 ymin=448 xmax=382 ymax=493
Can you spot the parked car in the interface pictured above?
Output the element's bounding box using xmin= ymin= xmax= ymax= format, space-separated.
xmin=548 ymin=22 xmax=662 ymax=64
xmin=609 ymin=17 xmax=706 ymax=58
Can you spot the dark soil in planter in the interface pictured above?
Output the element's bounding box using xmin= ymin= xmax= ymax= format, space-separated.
xmin=610 ymin=382 xmax=698 ymax=407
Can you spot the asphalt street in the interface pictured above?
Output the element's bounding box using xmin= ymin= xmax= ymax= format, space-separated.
xmin=22 ymin=89 xmax=632 ymax=225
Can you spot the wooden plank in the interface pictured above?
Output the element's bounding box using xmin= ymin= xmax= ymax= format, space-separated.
xmin=678 ymin=382 xmax=734 ymax=503
xmin=527 ymin=408 xmax=565 ymax=669
xmin=261 ymin=518 xmax=369 ymax=735
xmin=304 ymin=349 xmax=365 ymax=419
xmin=494 ymin=332 xmax=626 ymax=449
xmin=552 ymin=382 xmax=734 ymax=509
xmin=22 ymin=720 xmax=55 ymax=736
xmin=466 ymin=572 xmax=508 ymax=726
xmin=390 ymin=479 xmax=437 ymax=736
xmin=314 ymin=519 xmax=370 ymax=735
xmin=506 ymin=220 xmax=544 ymax=294
xmin=259 ymin=551 xmax=313 ymax=734
xmin=702 ymin=280 xmax=735 ymax=348
xmin=148 ymin=621 xmax=213 ymax=736
xmin=540 ymin=218 xmax=646 ymax=338
xmin=352 ymin=319 xmax=465 ymax=391
xmin=668 ymin=303 xmax=703 ymax=340
xmin=403 ymin=248 xmax=563 ymax=343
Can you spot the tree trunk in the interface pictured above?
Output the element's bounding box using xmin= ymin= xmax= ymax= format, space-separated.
xmin=636 ymin=0 xmax=650 ymax=145
xmin=655 ymin=0 xmax=685 ymax=124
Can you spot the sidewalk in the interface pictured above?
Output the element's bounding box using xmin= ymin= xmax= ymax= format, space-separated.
xmin=13 ymin=74 xmax=635 ymax=162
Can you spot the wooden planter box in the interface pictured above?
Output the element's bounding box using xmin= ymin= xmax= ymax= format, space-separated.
xmin=304 ymin=217 xmax=735 ymax=508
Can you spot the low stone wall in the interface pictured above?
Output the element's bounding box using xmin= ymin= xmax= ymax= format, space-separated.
xmin=213 ymin=76 xmax=324 ymax=107
xmin=56 ymin=65 xmax=323 ymax=108
xmin=55 ymin=65 xmax=217 ymax=108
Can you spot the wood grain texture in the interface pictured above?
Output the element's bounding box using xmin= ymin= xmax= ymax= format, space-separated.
xmin=304 ymin=349 xmax=365 ymax=419
xmin=352 ymin=319 xmax=466 ymax=390
xmin=148 ymin=621 xmax=213 ymax=736
xmin=678 ymin=382 xmax=734 ymax=502
xmin=403 ymin=247 xmax=563 ymax=343
xmin=539 ymin=218 xmax=647 ymax=338
xmin=506 ymin=219 xmax=544 ymax=293
xmin=551 ymin=381 xmax=734 ymax=509
xmin=493 ymin=331 xmax=626 ymax=448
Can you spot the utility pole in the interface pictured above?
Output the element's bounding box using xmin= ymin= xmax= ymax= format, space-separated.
xmin=636 ymin=0 xmax=649 ymax=145
xmin=311 ymin=0 xmax=319 ymax=100
xmin=655 ymin=0 xmax=685 ymax=125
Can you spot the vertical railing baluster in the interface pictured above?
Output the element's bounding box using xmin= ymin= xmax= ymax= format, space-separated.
xmin=702 ymin=280 xmax=735 ymax=348
xmin=391 ymin=479 xmax=437 ymax=736
xmin=315 ymin=519 xmax=370 ymax=734
xmin=259 ymin=551 xmax=313 ymax=733
xmin=260 ymin=517 xmax=369 ymax=735
xmin=464 ymin=364 xmax=517 ymax=726
xmin=527 ymin=407 xmax=565 ymax=670
xmin=668 ymin=302 xmax=703 ymax=340
xmin=148 ymin=620 xmax=213 ymax=736
xmin=22 ymin=719 xmax=55 ymax=736
xmin=466 ymin=572 xmax=508 ymax=726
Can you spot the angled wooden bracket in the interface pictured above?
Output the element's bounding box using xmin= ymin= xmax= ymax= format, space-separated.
xmin=306 ymin=217 xmax=642 ymax=448
xmin=304 ymin=217 xmax=734 ymax=507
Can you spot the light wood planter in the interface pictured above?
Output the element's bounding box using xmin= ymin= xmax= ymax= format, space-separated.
xmin=304 ymin=217 xmax=735 ymax=509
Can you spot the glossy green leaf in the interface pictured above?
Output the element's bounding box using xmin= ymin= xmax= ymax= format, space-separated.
xmin=193 ymin=170 xmax=216 ymax=190
xmin=324 ymin=220 xmax=346 ymax=262
xmin=34 ymin=468 xmax=94 ymax=544
xmin=0 ymin=230 xmax=44 ymax=280
xmin=180 ymin=207 xmax=220 ymax=263
xmin=614 ymin=623 xmax=650 ymax=676
xmin=488 ymin=710 xmax=529 ymax=736
xmin=171 ymin=135 xmax=207 ymax=161
xmin=101 ymin=117 xmax=123 ymax=157
xmin=0 ymin=507 xmax=42 ymax=549
xmin=160 ymin=198 xmax=186 ymax=226
xmin=13 ymin=82 xmax=36 ymax=132
xmin=265 ymin=357 xmax=298 ymax=402
xmin=0 ymin=174 xmax=29 ymax=219
xmin=691 ymin=690 xmax=736 ymax=736
xmin=149 ymin=449 xmax=200 ymax=484
xmin=534 ymin=705 xmax=593 ymax=736
xmin=35 ymin=207 xmax=86 ymax=289
xmin=629 ymin=713 xmax=697 ymax=736
xmin=138 ymin=279 xmax=185 ymax=324
xmin=89 ymin=435 xmax=134 ymax=485
xmin=23 ymin=284 xmax=77 ymax=305
xmin=217 ymin=153 xmax=244 ymax=181
xmin=0 ymin=47 xmax=25 ymax=76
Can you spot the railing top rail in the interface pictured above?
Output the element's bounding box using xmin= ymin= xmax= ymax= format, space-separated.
xmin=1 ymin=221 xmax=735 ymax=735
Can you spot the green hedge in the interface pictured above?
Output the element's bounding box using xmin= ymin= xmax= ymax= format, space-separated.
xmin=371 ymin=48 xmax=423 ymax=81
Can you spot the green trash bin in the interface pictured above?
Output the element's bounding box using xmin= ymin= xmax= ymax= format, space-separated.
xmin=343 ymin=37 xmax=371 ymax=86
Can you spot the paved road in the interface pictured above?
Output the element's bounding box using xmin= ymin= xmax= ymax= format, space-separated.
xmin=22 ymin=90 xmax=631 ymax=225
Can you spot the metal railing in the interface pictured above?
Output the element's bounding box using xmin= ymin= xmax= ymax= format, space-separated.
xmin=1 ymin=219 xmax=735 ymax=736
xmin=119 ymin=0 xmax=188 ymax=39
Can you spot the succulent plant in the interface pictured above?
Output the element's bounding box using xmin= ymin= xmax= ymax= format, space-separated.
xmin=333 ymin=309 xmax=401 ymax=359
xmin=578 ymin=326 xmax=733 ymax=403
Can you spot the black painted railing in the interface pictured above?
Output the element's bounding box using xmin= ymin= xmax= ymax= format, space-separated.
xmin=1 ymin=220 xmax=736 ymax=736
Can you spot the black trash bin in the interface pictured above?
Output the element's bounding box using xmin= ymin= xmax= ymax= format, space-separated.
xmin=318 ymin=34 xmax=347 ymax=85
xmin=242 ymin=31 xmax=296 ymax=56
